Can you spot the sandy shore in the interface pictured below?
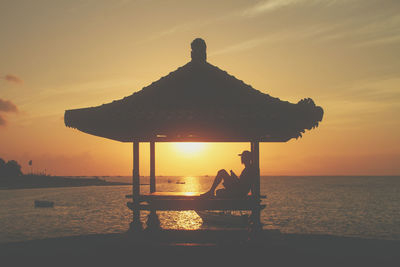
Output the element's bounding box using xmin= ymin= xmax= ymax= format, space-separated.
xmin=1 ymin=229 xmax=399 ymax=266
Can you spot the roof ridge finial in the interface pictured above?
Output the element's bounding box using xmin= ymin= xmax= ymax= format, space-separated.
xmin=191 ymin=38 xmax=206 ymax=63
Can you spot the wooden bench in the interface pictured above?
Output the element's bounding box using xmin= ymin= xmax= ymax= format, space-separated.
xmin=126 ymin=192 xmax=266 ymax=211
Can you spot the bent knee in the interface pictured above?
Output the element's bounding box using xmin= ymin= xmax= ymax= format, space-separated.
xmin=217 ymin=169 xmax=229 ymax=176
xmin=217 ymin=169 xmax=229 ymax=178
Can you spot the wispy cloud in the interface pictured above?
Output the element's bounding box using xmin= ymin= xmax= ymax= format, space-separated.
xmin=351 ymin=14 xmax=400 ymax=47
xmin=142 ymin=0 xmax=318 ymax=43
xmin=234 ymin=0 xmax=400 ymax=53
xmin=0 ymin=115 xmax=6 ymax=126
xmin=148 ymin=0 xmax=400 ymax=53
xmin=334 ymin=78 xmax=400 ymax=104
xmin=210 ymin=36 xmax=273 ymax=56
xmin=0 ymin=98 xmax=18 ymax=127
xmin=1 ymin=74 xmax=23 ymax=84
xmin=210 ymin=25 xmax=331 ymax=56
xmin=143 ymin=13 xmax=233 ymax=43
xmin=242 ymin=0 xmax=304 ymax=17
xmin=0 ymin=99 xmax=18 ymax=113
xmin=356 ymin=34 xmax=400 ymax=47
xmin=144 ymin=24 xmax=193 ymax=43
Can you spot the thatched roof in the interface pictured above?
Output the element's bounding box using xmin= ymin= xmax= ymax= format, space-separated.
xmin=65 ymin=38 xmax=323 ymax=142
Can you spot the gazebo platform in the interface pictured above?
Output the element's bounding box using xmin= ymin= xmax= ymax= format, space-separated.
xmin=3 ymin=231 xmax=398 ymax=265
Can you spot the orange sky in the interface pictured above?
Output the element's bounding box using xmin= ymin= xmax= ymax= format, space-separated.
xmin=1 ymin=0 xmax=399 ymax=176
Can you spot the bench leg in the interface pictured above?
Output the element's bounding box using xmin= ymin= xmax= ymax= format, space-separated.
xmin=146 ymin=209 xmax=161 ymax=231
xmin=248 ymin=208 xmax=263 ymax=241
xmin=128 ymin=220 xmax=143 ymax=233
xmin=128 ymin=204 xmax=143 ymax=232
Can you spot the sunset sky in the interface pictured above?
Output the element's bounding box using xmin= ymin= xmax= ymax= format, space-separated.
xmin=1 ymin=0 xmax=399 ymax=176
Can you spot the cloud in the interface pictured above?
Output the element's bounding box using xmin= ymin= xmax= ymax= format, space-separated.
xmin=240 ymin=0 xmax=400 ymax=48
xmin=242 ymin=0 xmax=303 ymax=17
xmin=1 ymin=74 xmax=23 ymax=84
xmin=211 ymin=36 xmax=272 ymax=56
xmin=0 ymin=115 xmax=6 ymax=126
xmin=0 ymin=98 xmax=18 ymax=113
xmin=0 ymin=98 xmax=18 ymax=127
xmin=210 ymin=26 xmax=327 ymax=56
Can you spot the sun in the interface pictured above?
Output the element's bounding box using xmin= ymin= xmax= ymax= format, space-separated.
xmin=175 ymin=142 xmax=205 ymax=155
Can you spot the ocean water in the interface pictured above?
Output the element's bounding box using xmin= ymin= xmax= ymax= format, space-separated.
xmin=0 ymin=176 xmax=399 ymax=243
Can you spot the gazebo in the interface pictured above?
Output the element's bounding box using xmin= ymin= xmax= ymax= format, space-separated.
xmin=65 ymin=38 xmax=323 ymax=231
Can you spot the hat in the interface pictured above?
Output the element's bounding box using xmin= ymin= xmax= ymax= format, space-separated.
xmin=238 ymin=150 xmax=252 ymax=158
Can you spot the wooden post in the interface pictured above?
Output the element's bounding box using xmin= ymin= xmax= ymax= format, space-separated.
xmin=130 ymin=140 xmax=142 ymax=231
xmin=250 ymin=141 xmax=261 ymax=232
xmin=251 ymin=141 xmax=260 ymax=198
xmin=147 ymin=141 xmax=160 ymax=230
xmin=150 ymin=141 xmax=156 ymax=193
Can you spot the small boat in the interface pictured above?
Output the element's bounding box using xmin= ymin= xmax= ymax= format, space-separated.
xmin=34 ymin=200 xmax=54 ymax=208
xmin=195 ymin=210 xmax=249 ymax=227
xmin=176 ymin=181 xmax=185 ymax=184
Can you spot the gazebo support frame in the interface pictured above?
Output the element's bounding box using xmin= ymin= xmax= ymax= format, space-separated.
xmin=129 ymin=141 xmax=264 ymax=233
xmin=130 ymin=140 xmax=142 ymax=231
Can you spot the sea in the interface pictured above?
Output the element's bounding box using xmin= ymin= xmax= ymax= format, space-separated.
xmin=0 ymin=176 xmax=399 ymax=243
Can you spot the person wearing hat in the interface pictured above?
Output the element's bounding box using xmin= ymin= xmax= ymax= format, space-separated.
xmin=200 ymin=150 xmax=257 ymax=198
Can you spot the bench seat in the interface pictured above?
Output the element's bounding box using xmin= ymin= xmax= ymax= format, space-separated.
xmin=126 ymin=192 xmax=266 ymax=211
xmin=125 ymin=192 xmax=266 ymax=200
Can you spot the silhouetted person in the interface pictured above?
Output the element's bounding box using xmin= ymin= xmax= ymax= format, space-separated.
xmin=201 ymin=150 xmax=257 ymax=198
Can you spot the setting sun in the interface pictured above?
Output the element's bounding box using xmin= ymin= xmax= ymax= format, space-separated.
xmin=174 ymin=143 xmax=205 ymax=155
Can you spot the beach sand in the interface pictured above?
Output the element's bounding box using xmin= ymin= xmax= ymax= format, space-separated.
xmin=1 ymin=229 xmax=399 ymax=266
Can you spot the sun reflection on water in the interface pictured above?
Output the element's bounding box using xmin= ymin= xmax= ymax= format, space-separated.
xmin=157 ymin=176 xmax=204 ymax=229
xmin=172 ymin=211 xmax=202 ymax=230
xmin=157 ymin=210 xmax=203 ymax=230
xmin=181 ymin=176 xmax=203 ymax=193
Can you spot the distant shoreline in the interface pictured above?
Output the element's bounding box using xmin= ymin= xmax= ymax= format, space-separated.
xmin=1 ymin=175 xmax=398 ymax=190
xmin=0 ymin=175 xmax=129 ymax=190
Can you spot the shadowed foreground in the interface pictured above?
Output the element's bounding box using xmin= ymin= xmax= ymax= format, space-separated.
xmin=1 ymin=230 xmax=399 ymax=266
